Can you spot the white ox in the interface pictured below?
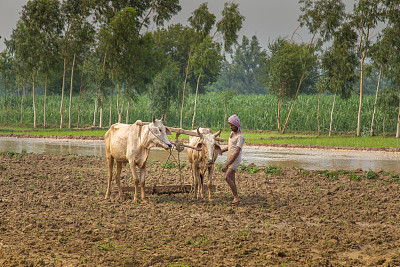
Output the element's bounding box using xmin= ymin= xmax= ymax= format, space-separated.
xmin=187 ymin=127 xmax=222 ymax=201
xmin=104 ymin=116 xmax=172 ymax=202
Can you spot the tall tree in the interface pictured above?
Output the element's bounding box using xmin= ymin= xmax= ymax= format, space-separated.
xmin=298 ymin=0 xmax=347 ymax=134
xmin=380 ymin=0 xmax=400 ymax=137
xmin=148 ymin=61 xmax=181 ymax=118
xmin=187 ymin=2 xmax=244 ymax=128
xmin=190 ymin=36 xmax=223 ymax=129
xmin=94 ymin=0 xmax=181 ymax=125
xmin=260 ymin=38 xmax=316 ymax=132
xmin=351 ymin=0 xmax=383 ymax=136
xmin=319 ymin=23 xmax=358 ymax=136
xmin=369 ymin=31 xmax=391 ymax=136
xmin=11 ymin=0 xmax=63 ymax=128
xmin=61 ymin=0 xmax=95 ymax=128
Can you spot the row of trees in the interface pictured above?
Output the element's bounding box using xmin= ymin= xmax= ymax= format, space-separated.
xmin=0 ymin=0 xmax=244 ymax=130
xmin=1 ymin=0 xmax=400 ymax=137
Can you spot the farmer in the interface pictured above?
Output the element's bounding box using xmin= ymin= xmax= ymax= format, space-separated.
xmin=221 ymin=114 xmax=245 ymax=205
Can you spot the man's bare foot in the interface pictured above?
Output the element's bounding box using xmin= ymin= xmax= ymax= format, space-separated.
xmin=231 ymin=198 xmax=240 ymax=205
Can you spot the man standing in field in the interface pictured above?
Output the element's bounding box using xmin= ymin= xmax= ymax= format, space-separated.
xmin=222 ymin=114 xmax=245 ymax=205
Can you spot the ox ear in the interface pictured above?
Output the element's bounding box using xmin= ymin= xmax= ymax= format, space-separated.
xmin=152 ymin=114 xmax=156 ymax=123
xmin=197 ymin=143 xmax=203 ymax=150
xmin=165 ymin=127 xmax=172 ymax=136
xmin=215 ymin=144 xmax=222 ymax=155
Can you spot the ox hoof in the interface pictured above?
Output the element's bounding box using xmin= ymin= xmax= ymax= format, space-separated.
xmin=208 ymin=198 xmax=214 ymax=202
xmin=105 ymin=194 xmax=110 ymax=200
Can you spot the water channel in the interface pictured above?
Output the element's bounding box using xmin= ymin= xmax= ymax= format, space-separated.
xmin=1 ymin=137 xmax=400 ymax=172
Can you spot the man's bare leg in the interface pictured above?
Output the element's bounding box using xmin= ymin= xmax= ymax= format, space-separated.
xmin=225 ymin=169 xmax=239 ymax=204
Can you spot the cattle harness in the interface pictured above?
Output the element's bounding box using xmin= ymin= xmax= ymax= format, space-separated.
xmin=121 ymin=121 xmax=223 ymax=195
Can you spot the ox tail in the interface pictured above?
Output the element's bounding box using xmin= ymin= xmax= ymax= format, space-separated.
xmin=200 ymin=173 xmax=204 ymax=185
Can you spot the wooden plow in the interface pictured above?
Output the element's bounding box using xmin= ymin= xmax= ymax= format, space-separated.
xmin=122 ymin=122 xmax=224 ymax=195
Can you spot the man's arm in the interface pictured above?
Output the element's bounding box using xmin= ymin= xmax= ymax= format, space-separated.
xmin=222 ymin=146 xmax=241 ymax=172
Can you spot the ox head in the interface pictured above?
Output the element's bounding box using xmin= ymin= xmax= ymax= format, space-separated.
xmin=196 ymin=127 xmax=222 ymax=164
xmin=148 ymin=115 xmax=172 ymax=150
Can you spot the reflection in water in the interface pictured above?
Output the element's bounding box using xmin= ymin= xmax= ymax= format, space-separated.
xmin=1 ymin=137 xmax=400 ymax=172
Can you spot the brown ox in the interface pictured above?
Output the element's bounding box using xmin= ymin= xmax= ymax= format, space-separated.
xmin=187 ymin=127 xmax=222 ymax=201
xmin=104 ymin=116 xmax=172 ymax=202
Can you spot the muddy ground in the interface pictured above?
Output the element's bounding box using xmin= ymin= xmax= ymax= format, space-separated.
xmin=1 ymin=151 xmax=400 ymax=266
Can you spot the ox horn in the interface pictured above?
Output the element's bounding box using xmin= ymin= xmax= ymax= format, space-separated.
xmin=196 ymin=126 xmax=203 ymax=139
xmin=161 ymin=114 xmax=165 ymax=124
xmin=214 ymin=129 xmax=222 ymax=137
xmin=152 ymin=114 xmax=156 ymax=123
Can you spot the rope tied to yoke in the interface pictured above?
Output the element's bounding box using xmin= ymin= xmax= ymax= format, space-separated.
xmin=157 ymin=132 xmax=186 ymax=186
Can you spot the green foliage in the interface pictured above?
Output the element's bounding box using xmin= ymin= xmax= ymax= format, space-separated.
xmin=148 ymin=61 xmax=181 ymax=116
xmin=241 ymin=164 xmax=260 ymax=174
xmin=325 ymin=171 xmax=339 ymax=180
xmin=188 ymin=3 xmax=216 ymax=41
xmin=264 ymin=165 xmax=283 ymax=175
xmin=260 ymin=38 xmax=318 ymax=99
xmin=210 ymin=35 xmax=266 ymax=94
xmin=160 ymin=161 xmax=184 ymax=169
xmin=349 ymin=173 xmax=361 ymax=181
xmin=365 ymin=170 xmax=377 ymax=179
xmin=319 ymin=23 xmax=358 ymax=98
xmin=216 ymin=2 xmax=245 ymax=53
xmin=299 ymin=0 xmax=346 ymax=43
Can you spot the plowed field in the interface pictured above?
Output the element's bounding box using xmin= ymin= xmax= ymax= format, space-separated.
xmin=1 ymin=152 xmax=400 ymax=266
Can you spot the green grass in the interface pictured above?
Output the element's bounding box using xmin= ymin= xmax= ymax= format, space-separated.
xmin=247 ymin=134 xmax=400 ymax=148
xmin=0 ymin=125 xmax=107 ymax=137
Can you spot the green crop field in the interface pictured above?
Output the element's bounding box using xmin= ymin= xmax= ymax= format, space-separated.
xmin=0 ymin=92 xmax=397 ymax=135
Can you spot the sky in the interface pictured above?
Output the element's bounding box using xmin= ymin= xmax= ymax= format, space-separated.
xmin=0 ymin=0 xmax=357 ymax=52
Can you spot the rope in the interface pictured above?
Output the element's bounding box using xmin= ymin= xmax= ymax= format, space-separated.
xmin=156 ymin=133 xmax=187 ymax=187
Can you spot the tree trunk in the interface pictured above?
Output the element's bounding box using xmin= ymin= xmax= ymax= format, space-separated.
xmin=32 ymin=71 xmax=37 ymax=128
xmin=224 ymin=103 xmax=227 ymax=130
xmin=329 ymin=93 xmax=337 ymax=137
xmin=126 ymin=100 xmax=130 ymax=124
xmin=93 ymin=92 xmax=98 ymax=127
xmin=317 ymin=92 xmax=321 ymax=135
xmin=357 ymin=55 xmax=366 ymax=136
xmin=77 ymin=55 xmax=87 ymax=129
xmin=396 ymin=95 xmax=400 ymax=138
xmin=68 ymin=54 xmax=76 ymax=128
xmin=100 ymin=107 xmax=103 ymax=128
xmin=180 ymin=49 xmax=192 ymax=128
xmin=60 ymin=57 xmax=67 ymax=129
xmin=100 ymin=95 xmax=104 ymax=128
xmin=117 ymin=83 xmax=121 ymax=123
xmin=20 ymin=86 xmax=25 ymax=123
xmin=383 ymin=117 xmax=386 ymax=136
xmin=43 ymin=75 xmax=48 ymax=128
xmin=277 ymin=98 xmax=281 ymax=132
xmin=282 ymin=71 xmax=308 ymax=134
xmin=109 ymin=87 xmax=113 ymax=127
xmin=191 ymin=73 xmax=201 ymax=130
xmin=370 ymin=67 xmax=382 ymax=137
